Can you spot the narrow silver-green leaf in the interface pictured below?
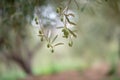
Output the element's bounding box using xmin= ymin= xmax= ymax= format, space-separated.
xmin=69 ymin=21 xmax=76 ymax=25
xmin=67 ymin=13 xmax=75 ymax=17
xmin=52 ymin=35 xmax=58 ymax=43
xmin=47 ymin=30 xmax=51 ymax=38
xmin=65 ymin=16 xmax=76 ymax=25
xmin=54 ymin=43 xmax=64 ymax=47
xmin=68 ymin=29 xmax=77 ymax=38
xmin=38 ymin=34 xmax=44 ymax=37
xmin=56 ymin=27 xmax=64 ymax=29
xmin=74 ymin=0 xmax=79 ymax=9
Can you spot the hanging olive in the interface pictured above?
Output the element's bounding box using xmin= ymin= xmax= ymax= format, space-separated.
xmin=61 ymin=17 xmax=63 ymax=22
xmin=47 ymin=44 xmax=50 ymax=48
xmin=35 ymin=17 xmax=37 ymax=21
xmin=51 ymin=49 xmax=54 ymax=53
xmin=39 ymin=30 xmax=42 ymax=34
xmin=68 ymin=41 xmax=73 ymax=47
xmin=56 ymin=7 xmax=62 ymax=13
xmin=41 ymin=37 xmax=43 ymax=41
xmin=36 ymin=21 xmax=39 ymax=24
xmin=62 ymin=29 xmax=69 ymax=38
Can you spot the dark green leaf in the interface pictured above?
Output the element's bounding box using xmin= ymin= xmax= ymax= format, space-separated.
xmin=81 ymin=4 xmax=86 ymax=12
xmin=38 ymin=34 xmax=44 ymax=37
xmin=68 ymin=29 xmax=77 ymax=38
xmin=65 ymin=16 xmax=76 ymax=25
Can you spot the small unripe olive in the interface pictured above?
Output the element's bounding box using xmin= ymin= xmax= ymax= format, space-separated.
xmin=39 ymin=30 xmax=42 ymax=34
xmin=41 ymin=37 xmax=43 ymax=41
xmin=61 ymin=17 xmax=63 ymax=22
xmin=47 ymin=44 xmax=50 ymax=48
xmin=68 ymin=41 xmax=73 ymax=47
xmin=36 ymin=21 xmax=39 ymax=24
xmin=56 ymin=7 xmax=62 ymax=13
xmin=51 ymin=49 xmax=54 ymax=53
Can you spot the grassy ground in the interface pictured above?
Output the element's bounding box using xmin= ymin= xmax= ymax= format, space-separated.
xmin=0 ymin=59 xmax=87 ymax=80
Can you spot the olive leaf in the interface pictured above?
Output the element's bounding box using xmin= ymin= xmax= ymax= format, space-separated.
xmin=57 ymin=27 xmax=64 ymax=29
xmin=68 ymin=29 xmax=77 ymax=38
xmin=73 ymin=0 xmax=80 ymax=10
xmin=65 ymin=15 xmax=76 ymax=25
xmin=37 ymin=0 xmax=78 ymax=52
xmin=52 ymin=35 xmax=58 ymax=43
xmin=38 ymin=34 xmax=44 ymax=37
xmin=81 ymin=4 xmax=86 ymax=12
xmin=68 ymin=21 xmax=76 ymax=26
xmin=67 ymin=13 xmax=75 ymax=17
xmin=46 ymin=30 xmax=52 ymax=42
xmin=54 ymin=43 xmax=64 ymax=47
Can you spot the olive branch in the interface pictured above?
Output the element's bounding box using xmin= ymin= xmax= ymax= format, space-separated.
xmin=35 ymin=0 xmax=78 ymax=53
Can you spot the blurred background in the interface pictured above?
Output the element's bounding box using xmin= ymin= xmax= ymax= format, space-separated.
xmin=0 ymin=0 xmax=120 ymax=80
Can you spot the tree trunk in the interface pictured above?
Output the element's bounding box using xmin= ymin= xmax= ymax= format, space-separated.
xmin=17 ymin=59 xmax=33 ymax=75
xmin=118 ymin=29 xmax=120 ymax=58
xmin=11 ymin=55 xmax=33 ymax=75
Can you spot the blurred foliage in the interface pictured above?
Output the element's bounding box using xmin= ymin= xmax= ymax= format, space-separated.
xmin=0 ymin=0 xmax=120 ymax=79
xmin=0 ymin=0 xmax=47 ymax=76
xmin=34 ymin=0 xmax=78 ymax=52
xmin=0 ymin=0 xmax=46 ymax=51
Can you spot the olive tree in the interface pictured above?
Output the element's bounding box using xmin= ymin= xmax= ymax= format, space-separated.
xmin=1 ymin=0 xmax=120 ymax=76
xmin=0 ymin=0 xmax=78 ymax=75
xmin=0 ymin=0 xmax=46 ymax=75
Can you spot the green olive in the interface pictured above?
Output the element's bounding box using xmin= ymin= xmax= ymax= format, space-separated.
xmin=68 ymin=41 xmax=73 ymax=47
xmin=61 ymin=17 xmax=63 ymax=22
xmin=51 ymin=49 xmax=54 ymax=53
xmin=47 ymin=44 xmax=50 ymax=48
xmin=41 ymin=37 xmax=43 ymax=41
xmin=56 ymin=7 xmax=62 ymax=13
xmin=39 ymin=30 xmax=42 ymax=34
